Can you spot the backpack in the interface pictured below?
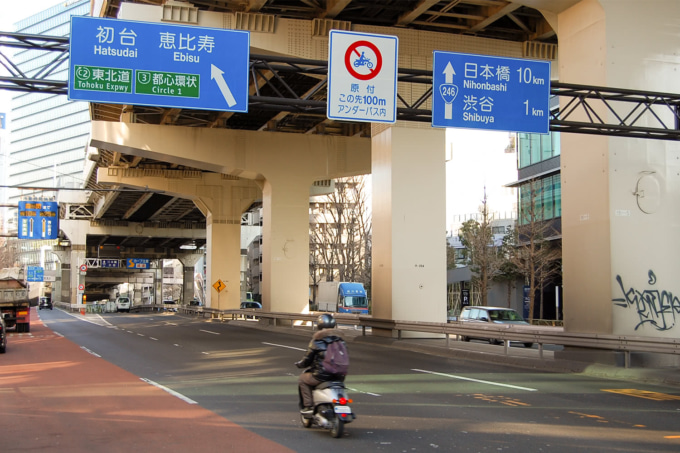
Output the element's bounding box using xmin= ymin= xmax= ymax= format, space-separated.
xmin=322 ymin=338 xmax=349 ymax=376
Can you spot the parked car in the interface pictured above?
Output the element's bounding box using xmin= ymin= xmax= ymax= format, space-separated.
xmin=0 ymin=315 xmax=6 ymax=353
xmin=189 ymin=298 xmax=202 ymax=306
xmin=240 ymin=301 xmax=262 ymax=319
xmin=39 ymin=297 xmax=53 ymax=310
xmin=459 ymin=306 xmax=533 ymax=348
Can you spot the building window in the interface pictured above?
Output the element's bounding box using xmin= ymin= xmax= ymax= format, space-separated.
xmin=519 ymin=175 xmax=561 ymax=224
xmin=518 ymin=131 xmax=560 ymax=168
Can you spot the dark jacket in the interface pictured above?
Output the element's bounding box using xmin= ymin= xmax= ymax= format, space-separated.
xmin=297 ymin=328 xmax=346 ymax=381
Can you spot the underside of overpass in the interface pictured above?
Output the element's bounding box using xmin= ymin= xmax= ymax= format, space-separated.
xmin=3 ymin=0 xmax=678 ymax=339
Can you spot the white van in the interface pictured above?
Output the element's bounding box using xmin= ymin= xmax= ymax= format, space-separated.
xmin=116 ymin=296 xmax=131 ymax=313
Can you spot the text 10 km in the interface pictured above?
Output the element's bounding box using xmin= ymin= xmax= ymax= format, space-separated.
xmin=516 ymin=67 xmax=546 ymax=85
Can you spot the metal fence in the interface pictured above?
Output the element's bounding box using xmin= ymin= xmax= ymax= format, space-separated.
xmin=55 ymin=302 xmax=679 ymax=368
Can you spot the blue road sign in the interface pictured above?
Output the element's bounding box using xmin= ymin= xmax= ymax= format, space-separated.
xmin=432 ymin=51 xmax=550 ymax=133
xmin=69 ymin=16 xmax=249 ymax=112
xmin=100 ymin=259 xmax=120 ymax=268
xmin=18 ymin=201 xmax=59 ymax=240
xmin=127 ymin=258 xmax=150 ymax=269
xmin=27 ymin=266 xmax=44 ymax=282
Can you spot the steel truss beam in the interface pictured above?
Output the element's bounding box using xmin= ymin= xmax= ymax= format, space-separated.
xmin=1 ymin=33 xmax=679 ymax=140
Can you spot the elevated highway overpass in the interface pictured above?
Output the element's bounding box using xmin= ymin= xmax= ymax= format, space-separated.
xmin=1 ymin=0 xmax=678 ymax=343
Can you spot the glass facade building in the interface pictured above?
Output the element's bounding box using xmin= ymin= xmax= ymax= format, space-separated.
xmin=5 ymin=0 xmax=91 ymax=205
xmin=516 ymin=131 xmax=562 ymax=225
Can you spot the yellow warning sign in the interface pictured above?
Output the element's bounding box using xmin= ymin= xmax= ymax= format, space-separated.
xmin=213 ymin=279 xmax=226 ymax=293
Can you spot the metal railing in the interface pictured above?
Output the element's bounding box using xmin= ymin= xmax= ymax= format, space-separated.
xmin=172 ymin=307 xmax=678 ymax=368
xmin=54 ymin=303 xmax=679 ymax=368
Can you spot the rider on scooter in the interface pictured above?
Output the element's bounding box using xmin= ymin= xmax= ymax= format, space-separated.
xmin=295 ymin=314 xmax=347 ymax=415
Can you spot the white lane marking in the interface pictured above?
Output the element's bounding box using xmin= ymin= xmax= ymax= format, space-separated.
xmin=347 ymin=387 xmax=381 ymax=397
xmin=199 ymin=329 xmax=220 ymax=335
xmin=262 ymin=342 xmax=305 ymax=351
xmin=174 ymin=344 xmax=181 ymax=347
xmin=137 ymin=333 xmax=145 ymax=337
xmin=140 ymin=378 xmax=197 ymax=404
xmin=54 ymin=332 xmax=64 ymax=338
xmin=412 ymin=369 xmax=537 ymax=392
xmin=150 ymin=337 xmax=158 ymax=341
xmin=60 ymin=310 xmax=113 ymax=327
xmin=80 ymin=346 xmax=101 ymax=358
xmin=202 ymin=352 xmax=209 ymax=355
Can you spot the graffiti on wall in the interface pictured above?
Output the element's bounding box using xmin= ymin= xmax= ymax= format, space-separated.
xmin=613 ymin=270 xmax=680 ymax=331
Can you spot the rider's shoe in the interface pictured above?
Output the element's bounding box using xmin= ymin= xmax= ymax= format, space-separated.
xmin=300 ymin=407 xmax=313 ymax=415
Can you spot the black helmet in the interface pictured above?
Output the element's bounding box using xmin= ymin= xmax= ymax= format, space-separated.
xmin=316 ymin=313 xmax=336 ymax=330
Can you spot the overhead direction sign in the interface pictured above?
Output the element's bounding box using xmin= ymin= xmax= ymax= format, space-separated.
xmin=18 ymin=201 xmax=59 ymax=240
xmin=327 ymin=30 xmax=398 ymax=124
xmin=432 ymin=51 xmax=550 ymax=133
xmin=27 ymin=266 xmax=44 ymax=282
xmin=68 ymin=16 xmax=250 ymax=112
xmin=127 ymin=258 xmax=150 ymax=269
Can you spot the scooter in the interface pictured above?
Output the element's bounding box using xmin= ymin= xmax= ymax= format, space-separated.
xmin=300 ymin=381 xmax=355 ymax=438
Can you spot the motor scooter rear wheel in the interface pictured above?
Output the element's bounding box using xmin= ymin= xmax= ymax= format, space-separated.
xmin=330 ymin=417 xmax=344 ymax=438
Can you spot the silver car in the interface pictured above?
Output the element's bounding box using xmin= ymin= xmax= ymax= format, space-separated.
xmin=459 ymin=306 xmax=533 ymax=348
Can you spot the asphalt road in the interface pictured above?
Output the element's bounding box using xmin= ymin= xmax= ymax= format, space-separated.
xmin=29 ymin=309 xmax=680 ymax=452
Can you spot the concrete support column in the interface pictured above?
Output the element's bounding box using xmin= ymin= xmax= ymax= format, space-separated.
xmin=260 ymin=175 xmax=313 ymax=313
xmin=371 ymin=125 xmax=447 ymax=335
xmin=178 ymin=252 xmax=203 ymax=303
xmin=557 ymin=0 xmax=680 ymax=337
xmin=50 ymin=248 xmax=69 ymax=304
xmin=204 ymin=219 xmax=241 ymax=310
xmin=58 ymin=219 xmax=89 ymax=305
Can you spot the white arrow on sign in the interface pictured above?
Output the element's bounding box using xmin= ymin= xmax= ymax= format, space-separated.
xmin=210 ymin=64 xmax=237 ymax=107
xmin=443 ymin=62 xmax=456 ymax=120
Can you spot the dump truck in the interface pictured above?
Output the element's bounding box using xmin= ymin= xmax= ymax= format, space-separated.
xmin=0 ymin=268 xmax=31 ymax=333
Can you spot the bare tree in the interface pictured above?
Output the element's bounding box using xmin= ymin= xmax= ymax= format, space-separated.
xmin=503 ymin=179 xmax=561 ymax=322
xmin=0 ymin=237 xmax=18 ymax=269
xmin=310 ymin=176 xmax=372 ymax=301
xmin=459 ymin=190 xmax=505 ymax=307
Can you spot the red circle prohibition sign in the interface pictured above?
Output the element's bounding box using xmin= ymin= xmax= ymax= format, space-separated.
xmin=344 ymin=40 xmax=383 ymax=81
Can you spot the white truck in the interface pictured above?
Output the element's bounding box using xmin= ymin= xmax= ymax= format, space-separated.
xmin=317 ymin=281 xmax=369 ymax=315
xmin=115 ymin=296 xmax=131 ymax=312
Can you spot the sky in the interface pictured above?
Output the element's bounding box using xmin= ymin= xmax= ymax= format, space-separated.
xmin=445 ymin=128 xmax=517 ymax=234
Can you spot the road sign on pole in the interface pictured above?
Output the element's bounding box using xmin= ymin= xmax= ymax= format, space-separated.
xmin=432 ymin=51 xmax=550 ymax=133
xmin=327 ymin=30 xmax=398 ymax=124
xmin=213 ymin=279 xmax=226 ymax=293
xmin=68 ymin=16 xmax=250 ymax=112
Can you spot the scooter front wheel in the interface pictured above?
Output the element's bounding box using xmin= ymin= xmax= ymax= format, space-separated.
xmin=330 ymin=417 xmax=344 ymax=438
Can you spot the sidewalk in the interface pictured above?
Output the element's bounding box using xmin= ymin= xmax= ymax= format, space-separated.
xmin=0 ymin=308 xmax=295 ymax=453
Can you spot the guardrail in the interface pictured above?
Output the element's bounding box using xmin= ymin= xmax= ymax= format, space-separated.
xmin=54 ymin=303 xmax=679 ymax=368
